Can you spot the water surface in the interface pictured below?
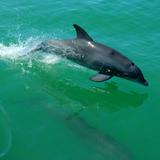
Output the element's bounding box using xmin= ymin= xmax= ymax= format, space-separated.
xmin=0 ymin=0 xmax=159 ymax=160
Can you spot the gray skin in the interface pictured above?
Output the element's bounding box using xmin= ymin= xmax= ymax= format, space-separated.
xmin=33 ymin=24 xmax=148 ymax=86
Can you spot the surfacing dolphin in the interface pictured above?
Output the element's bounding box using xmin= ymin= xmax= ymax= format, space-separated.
xmin=32 ymin=24 xmax=148 ymax=86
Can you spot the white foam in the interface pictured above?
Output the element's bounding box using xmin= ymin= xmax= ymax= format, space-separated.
xmin=0 ymin=37 xmax=41 ymax=60
xmin=0 ymin=43 xmax=25 ymax=59
xmin=41 ymin=54 xmax=60 ymax=64
xmin=0 ymin=37 xmax=86 ymax=72
xmin=0 ymin=37 xmax=61 ymax=67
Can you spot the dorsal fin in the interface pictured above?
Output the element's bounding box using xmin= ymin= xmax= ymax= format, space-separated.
xmin=73 ymin=24 xmax=93 ymax=41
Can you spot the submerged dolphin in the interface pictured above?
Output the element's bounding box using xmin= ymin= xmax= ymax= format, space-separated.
xmin=33 ymin=24 xmax=148 ymax=86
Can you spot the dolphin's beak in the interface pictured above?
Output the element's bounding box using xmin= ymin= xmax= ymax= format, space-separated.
xmin=143 ymin=80 xmax=149 ymax=86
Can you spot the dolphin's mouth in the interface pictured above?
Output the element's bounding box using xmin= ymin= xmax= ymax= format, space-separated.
xmin=143 ymin=80 xmax=149 ymax=86
xmin=120 ymin=74 xmax=149 ymax=86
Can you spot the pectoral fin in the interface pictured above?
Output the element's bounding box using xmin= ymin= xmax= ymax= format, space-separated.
xmin=90 ymin=73 xmax=113 ymax=82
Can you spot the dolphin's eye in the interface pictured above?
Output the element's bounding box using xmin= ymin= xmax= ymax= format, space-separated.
xmin=111 ymin=50 xmax=115 ymax=55
xmin=131 ymin=62 xmax=135 ymax=66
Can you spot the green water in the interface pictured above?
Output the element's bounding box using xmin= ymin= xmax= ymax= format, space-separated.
xmin=0 ymin=0 xmax=159 ymax=160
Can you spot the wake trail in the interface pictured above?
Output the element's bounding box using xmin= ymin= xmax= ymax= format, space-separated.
xmin=0 ymin=37 xmax=86 ymax=70
xmin=0 ymin=37 xmax=60 ymax=65
xmin=0 ymin=38 xmax=39 ymax=59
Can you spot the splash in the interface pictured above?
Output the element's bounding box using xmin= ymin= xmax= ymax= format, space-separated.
xmin=0 ymin=38 xmax=40 ymax=60
xmin=0 ymin=37 xmax=61 ymax=67
xmin=41 ymin=54 xmax=60 ymax=64
xmin=0 ymin=37 xmax=89 ymax=78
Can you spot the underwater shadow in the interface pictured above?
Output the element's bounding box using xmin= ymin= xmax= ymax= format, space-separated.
xmin=40 ymin=71 xmax=148 ymax=112
xmin=32 ymin=65 xmax=148 ymax=160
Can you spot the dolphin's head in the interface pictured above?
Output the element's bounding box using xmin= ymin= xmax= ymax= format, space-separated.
xmin=123 ymin=63 xmax=148 ymax=86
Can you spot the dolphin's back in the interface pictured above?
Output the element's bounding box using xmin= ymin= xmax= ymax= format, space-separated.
xmin=64 ymin=39 xmax=132 ymax=73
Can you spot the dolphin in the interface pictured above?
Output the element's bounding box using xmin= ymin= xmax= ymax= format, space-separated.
xmin=32 ymin=24 xmax=148 ymax=86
